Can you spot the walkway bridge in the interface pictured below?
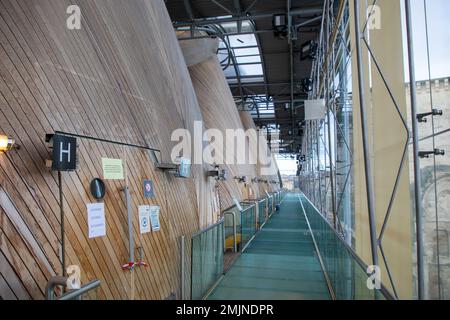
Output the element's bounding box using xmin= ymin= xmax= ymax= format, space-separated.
xmin=188 ymin=193 xmax=393 ymax=300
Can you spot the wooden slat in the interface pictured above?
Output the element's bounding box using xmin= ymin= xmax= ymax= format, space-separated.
xmin=0 ymin=0 xmax=203 ymax=300
xmin=0 ymin=251 xmax=30 ymax=300
xmin=0 ymin=274 xmax=17 ymax=300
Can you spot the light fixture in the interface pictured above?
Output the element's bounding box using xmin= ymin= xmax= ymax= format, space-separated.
xmin=300 ymin=40 xmax=318 ymax=61
xmin=234 ymin=176 xmax=247 ymax=183
xmin=0 ymin=135 xmax=19 ymax=153
xmin=273 ymin=14 xmax=288 ymax=39
xmin=207 ymin=165 xmax=227 ymax=181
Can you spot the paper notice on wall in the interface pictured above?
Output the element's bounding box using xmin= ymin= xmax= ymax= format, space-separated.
xmin=304 ymin=99 xmax=326 ymax=120
xmin=102 ymin=158 xmax=124 ymax=180
xmin=179 ymin=158 xmax=191 ymax=178
xmin=139 ymin=205 xmax=151 ymax=234
xmin=149 ymin=206 xmax=161 ymax=232
xmin=87 ymin=203 xmax=106 ymax=238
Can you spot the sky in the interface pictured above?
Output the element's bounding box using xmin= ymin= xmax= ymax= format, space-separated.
xmin=403 ymin=0 xmax=450 ymax=81
xmin=276 ymin=0 xmax=450 ymax=175
xmin=276 ymin=156 xmax=299 ymax=176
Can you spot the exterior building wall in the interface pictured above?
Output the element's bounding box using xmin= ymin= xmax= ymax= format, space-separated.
xmin=407 ymin=77 xmax=450 ymax=299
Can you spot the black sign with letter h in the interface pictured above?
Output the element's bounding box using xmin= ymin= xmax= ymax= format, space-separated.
xmin=46 ymin=134 xmax=78 ymax=171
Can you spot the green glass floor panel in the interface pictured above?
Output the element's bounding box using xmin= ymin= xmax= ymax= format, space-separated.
xmin=225 ymin=266 xmax=326 ymax=282
xmin=207 ymin=194 xmax=331 ymax=300
xmin=208 ymin=287 xmax=330 ymax=300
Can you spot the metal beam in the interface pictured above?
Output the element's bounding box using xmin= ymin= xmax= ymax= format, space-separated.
xmin=183 ymin=0 xmax=195 ymax=20
xmin=183 ymin=0 xmax=195 ymax=36
xmin=295 ymin=15 xmax=323 ymax=29
xmin=211 ymin=0 xmax=234 ymax=16
xmin=244 ymin=0 xmax=259 ymax=14
xmin=353 ymin=0 xmax=378 ymax=268
xmin=404 ymin=0 xmax=425 ymax=300
xmin=229 ymin=82 xmax=291 ymax=87
xmin=173 ymin=8 xmax=323 ymax=27
xmin=288 ymin=0 xmax=295 ymax=136
xmin=233 ymin=0 xmax=242 ymax=32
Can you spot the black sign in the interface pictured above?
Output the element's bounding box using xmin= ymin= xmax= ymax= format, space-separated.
xmin=51 ymin=134 xmax=77 ymax=171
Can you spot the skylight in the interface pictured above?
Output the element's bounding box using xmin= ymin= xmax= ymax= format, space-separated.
xmin=228 ymin=34 xmax=257 ymax=47
xmin=214 ymin=20 xmax=265 ymax=86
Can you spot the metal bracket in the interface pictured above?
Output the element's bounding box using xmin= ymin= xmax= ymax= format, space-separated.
xmin=155 ymin=163 xmax=179 ymax=172
xmin=419 ymin=149 xmax=445 ymax=159
xmin=207 ymin=165 xmax=227 ymax=181
xmin=417 ymin=109 xmax=443 ymax=123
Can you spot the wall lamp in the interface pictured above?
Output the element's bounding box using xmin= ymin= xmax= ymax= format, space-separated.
xmin=234 ymin=176 xmax=247 ymax=183
xmin=207 ymin=165 xmax=227 ymax=181
xmin=0 ymin=135 xmax=20 ymax=153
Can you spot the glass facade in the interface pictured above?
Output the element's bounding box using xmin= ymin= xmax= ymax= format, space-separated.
xmin=299 ymin=0 xmax=449 ymax=299
xmin=300 ymin=2 xmax=355 ymax=246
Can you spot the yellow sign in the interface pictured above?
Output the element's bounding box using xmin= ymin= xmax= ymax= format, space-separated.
xmin=102 ymin=158 xmax=124 ymax=180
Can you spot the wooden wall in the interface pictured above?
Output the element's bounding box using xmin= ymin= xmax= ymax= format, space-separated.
xmin=0 ymin=0 xmax=209 ymax=300
xmin=239 ymin=110 xmax=281 ymax=195
xmin=189 ymin=56 xmax=267 ymax=211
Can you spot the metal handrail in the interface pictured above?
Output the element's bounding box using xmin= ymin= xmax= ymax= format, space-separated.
xmin=46 ymin=276 xmax=101 ymax=300
xmin=257 ymin=198 xmax=268 ymax=228
xmin=58 ymin=280 xmax=101 ymax=300
xmin=267 ymin=195 xmax=274 ymax=217
xmin=192 ymin=218 xmax=225 ymax=238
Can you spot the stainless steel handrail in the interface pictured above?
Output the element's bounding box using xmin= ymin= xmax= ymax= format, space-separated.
xmin=58 ymin=280 xmax=101 ymax=300
xmin=46 ymin=276 xmax=101 ymax=300
xmin=191 ymin=218 xmax=225 ymax=238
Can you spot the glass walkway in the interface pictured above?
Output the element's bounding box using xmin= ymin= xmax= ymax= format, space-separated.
xmin=207 ymin=194 xmax=332 ymax=300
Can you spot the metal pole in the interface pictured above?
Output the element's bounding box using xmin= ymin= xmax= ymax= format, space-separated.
xmin=353 ymin=0 xmax=378 ymax=267
xmin=58 ymin=171 xmax=66 ymax=276
xmin=316 ymin=120 xmax=323 ymax=214
xmin=331 ymin=2 xmax=339 ymax=226
xmin=123 ymin=187 xmax=134 ymax=264
xmin=325 ymin=0 xmax=337 ymax=229
xmin=288 ymin=0 xmax=295 ymax=136
xmin=46 ymin=276 xmax=67 ymax=300
xmin=311 ymin=125 xmax=314 ymax=202
xmin=310 ymin=124 xmax=314 ymax=202
xmin=404 ymin=0 xmax=425 ymax=300
xmin=181 ymin=235 xmax=185 ymax=300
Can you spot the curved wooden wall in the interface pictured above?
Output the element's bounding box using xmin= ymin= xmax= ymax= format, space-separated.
xmin=239 ymin=111 xmax=281 ymax=195
xmin=0 ymin=0 xmax=209 ymax=300
xmin=188 ymin=56 xmax=263 ymax=210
